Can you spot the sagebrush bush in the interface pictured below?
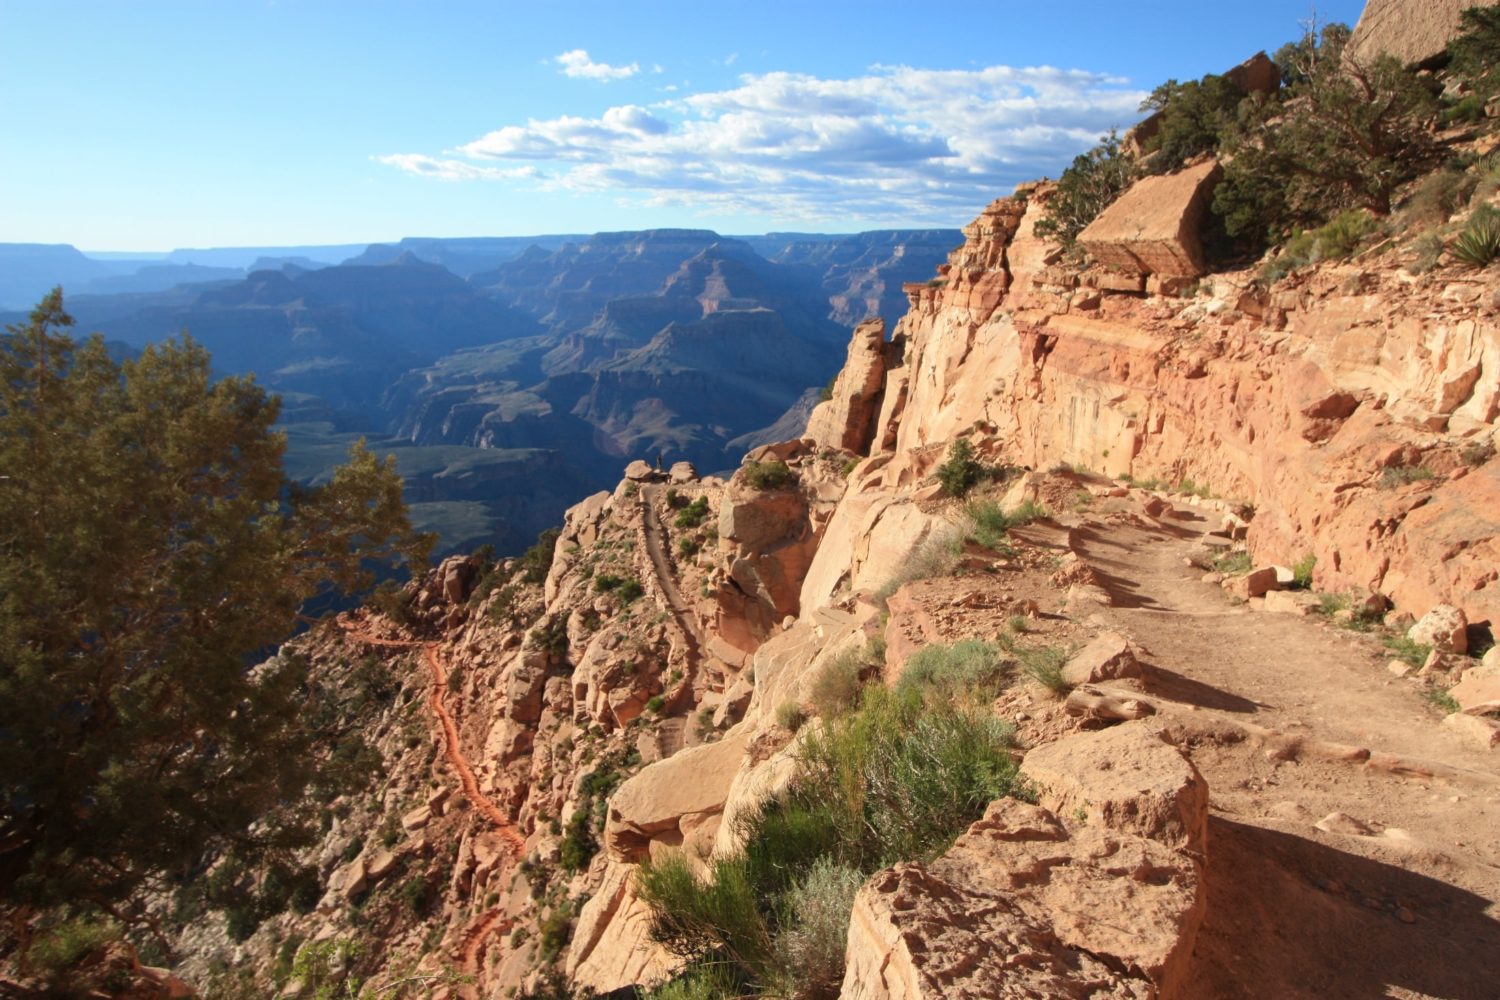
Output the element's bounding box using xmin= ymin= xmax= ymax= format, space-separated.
xmin=743 ymin=460 xmax=793 ymax=490
xmin=1017 ymin=646 xmax=1071 ymax=696
xmin=874 ymin=526 xmax=964 ymax=605
xmin=898 ymin=639 xmax=1011 ymax=701
xmin=771 ymin=858 xmax=865 ymax=998
xmin=809 ymin=647 xmax=867 ymax=719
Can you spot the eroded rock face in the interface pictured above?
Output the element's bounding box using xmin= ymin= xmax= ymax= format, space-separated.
xmin=805 ymin=317 xmax=889 ymax=454
xmin=604 ymin=729 xmax=752 ymax=866
xmin=841 ymin=798 xmax=1202 ymax=1000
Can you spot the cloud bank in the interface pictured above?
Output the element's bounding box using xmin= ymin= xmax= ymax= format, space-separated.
xmin=381 ymin=63 xmax=1148 ymax=222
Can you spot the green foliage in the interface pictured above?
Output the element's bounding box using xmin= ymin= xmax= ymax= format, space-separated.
xmin=1385 ymin=635 xmax=1433 ymax=668
xmin=1452 ymin=205 xmax=1500 ymax=268
xmin=1449 ymin=5 xmax=1500 ymax=96
xmin=538 ymin=900 xmax=576 ymax=963
xmin=840 ymin=456 xmax=861 ymax=478
xmin=678 ymin=536 xmax=702 ymax=557
xmin=559 ymin=810 xmax=597 ymax=872
xmin=645 ymin=694 xmax=667 ymax=714
xmin=25 ymin=915 xmax=119 ymax=982
xmin=1422 ymin=687 xmax=1461 ymax=714
xmin=289 ymin=937 xmax=364 ymax=1000
xmin=965 ymin=498 xmax=1046 ymax=548
xmin=776 ymin=700 xmax=808 ymax=732
xmin=517 ymin=527 xmax=561 ymax=585
xmin=743 ymin=460 xmax=793 ymax=490
xmin=818 ymin=375 xmax=837 ymax=402
xmin=936 ymin=438 xmax=984 ymax=497
xmin=1291 ymin=554 xmax=1316 ymax=591
xmin=0 ymin=291 xmax=430 ymax=917
xmin=1035 ymin=129 xmax=1138 ymax=245
xmin=897 ymin=639 xmax=1012 ymax=701
xmin=809 ymin=648 xmax=869 ymax=719
xmin=398 ymin=874 xmax=432 ymax=915
xmin=1380 ymin=464 xmax=1437 ymax=488
xmin=1262 ymin=211 xmax=1381 ymax=282
xmin=674 ymin=496 xmax=711 ymax=529
xmin=527 ymin=615 xmax=570 ymax=658
xmin=1213 ymin=550 xmax=1253 ymax=575
xmin=1140 ymin=72 xmax=1247 ymax=173
xmin=1017 ymin=646 xmax=1072 ymax=696
xmin=1216 ymin=24 xmax=1438 ymax=246
xmin=637 ymin=669 xmax=1024 ymax=998
xmin=1008 ymin=614 xmax=1030 ymax=634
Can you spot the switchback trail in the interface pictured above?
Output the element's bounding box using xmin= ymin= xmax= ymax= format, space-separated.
xmin=1071 ymin=500 xmax=1500 ymax=1000
xmin=339 ymin=620 xmax=523 ymax=990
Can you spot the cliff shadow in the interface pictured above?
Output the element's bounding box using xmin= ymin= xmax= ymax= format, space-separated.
xmin=1139 ymin=662 xmax=1261 ymax=713
xmin=1183 ymin=817 xmax=1500 ymax=999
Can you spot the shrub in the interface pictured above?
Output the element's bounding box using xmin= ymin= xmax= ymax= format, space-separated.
xmin=26 ymin=915 xmax=118 ymax=981
xmin=665 ymin=487 xmax=679 ymax=507
xmin=644 ymin=694 xmax=667 ymax=714
xmin=1008 ymin=614 xmax=1030 ymax=634
xmin=1411 ymin=231 xmax=1446 ymax=273
xmin=809 ymin=647 xmax=868 ymax=719
xmin=1291 ymin=554 xmax=1316 ymax=590
xmin=674 ymin=496 xmax=711 ymax=529
xmin=559 ymin=810 xmax=597 ymax=872
xmin=898 ymin=639 xmax=1011 ymax=701
xmin=936 ymin=439 xmax=984 ymax=497
xmin=1035 ymin=129 xmax=1138 ymax=245
xmin=966 ymin=498 xmax=1047 ymax=549
xmin=1462 ymin=439 xmax=1496 ymax=467
xmin=518 ymin=527 xmax=562 ymax=585
xmin=874 ymin=526 xmax=964 ymax=605
xmin=1262 ymin=210 xmax=1380 ymax=282
xmin=771 ymin=858 xmax=865 ymax=998
xmin=617 ymin=578 xmax=644 ymax=603
xmin=1449 ymin=6 xmax=1500 ymax=96
xmin=678 ymin=536 xmax=701 ymax=557
xmin=1213 ymin=550 xmax=1252 ymax=575
xmin=776 ymin=700 xmax=808 ymax=732
xmin=1423 ymin=687 xmax=1460 ymax=714
xmin=1452 ymin=205 xmax=1500 ymax=269
xmin=538 ymin=901 xmax=575 ymax=963
xmin=1139 ymin=72 xmax=1247 ymax=174
xmin=841 ymin=457 xmax=861 ymax=478
xmin=1400 ymin=168 xmax=1477 ymax=228
xmin=1017 ymin=646 xmax=1071 ymax=696
xmin=399 ymin=874 xmax=432 ymax=915
xmin=743 ymin=460 xmax=793 ymax=490
xmin=1380 ymin=464 xmax=1436 ymax=488
xmin=818 ymin=376 xmax=837 ymax=403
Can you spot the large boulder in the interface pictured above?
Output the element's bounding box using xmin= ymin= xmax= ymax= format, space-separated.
xmin=1020 ymin=723 xmax=1209 ymax=855
xmin=1061 ymin=631 xmax=1143 ymax=686
xmin=1347 ymin=0 xmax=1486 ymax=68
xmin=1408 ymin=603 xmax=1469 ymax=654
xmin=1078 ymin=160 xmax=1223 ymax=278
xmin=840 ymin=798 xmax=1203 ymax=1000
xmin=1450 ymin=649 xmax=1500 ymax=716
xmin=603 ymin=729 xmax=752 ymax=865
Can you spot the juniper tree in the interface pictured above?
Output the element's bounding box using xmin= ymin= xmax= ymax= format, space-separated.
xmin=0 ymin=289 xmax=430 ymax=931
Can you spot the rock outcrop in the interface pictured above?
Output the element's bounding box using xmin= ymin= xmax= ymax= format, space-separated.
xmin=1078 ymin=161 xmax=1223 ymax=278
xmin=842 ymin=724 xmax=1209 ymax=1000
xmin=805 ymin=318 xmax=890 ymax=454
xmin=1347 ymin=0 xmax=1486 ymax=68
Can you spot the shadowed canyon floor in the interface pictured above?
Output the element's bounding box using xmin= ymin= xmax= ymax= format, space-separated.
xmin=1068 ymin=499 xmax=1500 ymax=999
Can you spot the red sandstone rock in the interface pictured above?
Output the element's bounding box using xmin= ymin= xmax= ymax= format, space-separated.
xmin=1078 ymin=161 xmax=1223 ymax=278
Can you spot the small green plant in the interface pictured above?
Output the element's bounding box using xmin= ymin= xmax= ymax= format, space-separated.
xmin=841 ymin=457 xmax=861 ymax=478
xmin=775 ymin=700 xmax=808 ymax=732
xmin=665 ymin=487 xmax=679 ymax=507
xmin=674 ymin=496 xmax=710 ymax=529
xmin=559 ymin=810 xmax=597 ymax=872
xmin=1008 ymin=614 xmax=1030 ymax=634
xmin=936 ymin=439 xmax=984 ymax=497
xmin=1385 ymin=635 xmax=1433 ymax=668
xmin=1410 ymin=231 xmax=1446 ymax=273
xmin=1462 ymin=439 xmax=1496 ymax=467
xmin=965 ymin=498 xmax=1047 ymax=550
xmin=1212 ymin=550 xmax=1252 ymax=575
xmin=1017 ymin=645 xmax=1072 ymax=696
xmin=874 ymin=527 xmax=964 ymax=605
xmin=1422 ymin=687 xmax=1460 ymax=713
xmin=644 ymin=694 xmax=667 ymax=714
xmin=1291 ymin=554 xmax=1316 ymax=590
xmin=1380 ymin=464 xmax=1437 ymax=488
xmin=743 ymin=460 xmax=793 ymax=490
xmin=26 ymin=915 xmax=118 ymax=982
xmin=809 ymin=647 xmax=868 ymax=719
xmin=399 ymin=874 xmax=432 ymax=915
xmin=1452 ymin=205 xmax=1500 ymax=268
xmin=678 ymin=536 xmax=701 ymax=557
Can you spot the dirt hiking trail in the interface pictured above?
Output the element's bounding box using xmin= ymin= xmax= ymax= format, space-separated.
xmin=1071 ymin=501 xmax=1500 ymax=999
xmin=340 ymin=622 xmax=522 ymax=995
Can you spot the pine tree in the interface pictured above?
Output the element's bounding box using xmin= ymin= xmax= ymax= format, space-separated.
xmin=0 ymin=289 xmax=430 ymax=928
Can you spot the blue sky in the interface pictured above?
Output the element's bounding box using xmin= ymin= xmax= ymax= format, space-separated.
xmin=0 ymin=0 xmax=1366 ymax=250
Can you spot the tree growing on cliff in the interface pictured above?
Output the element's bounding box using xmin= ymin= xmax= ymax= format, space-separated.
xmin=0 ymin=291 xmax=431 ymax=934
xmin=1214 ymin=23 xmax=1439 ymax=243
xmin=1034 ymin=129 xmax=1138 ymax=246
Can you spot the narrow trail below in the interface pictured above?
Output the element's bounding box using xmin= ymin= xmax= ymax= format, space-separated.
xmin=1072 ymin=505 xmax=1500 ymax=1000
xmin=340 ymin=621 xmax=523 ymax=992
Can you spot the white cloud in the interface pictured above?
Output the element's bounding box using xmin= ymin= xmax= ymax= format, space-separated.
xmin=379 ymin=62 xmax=1148 ymax=222
xmin=373 ymin=154 xmax=537 ymax=182
xmin=555 ymin=49 xmax=639 ymax=81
